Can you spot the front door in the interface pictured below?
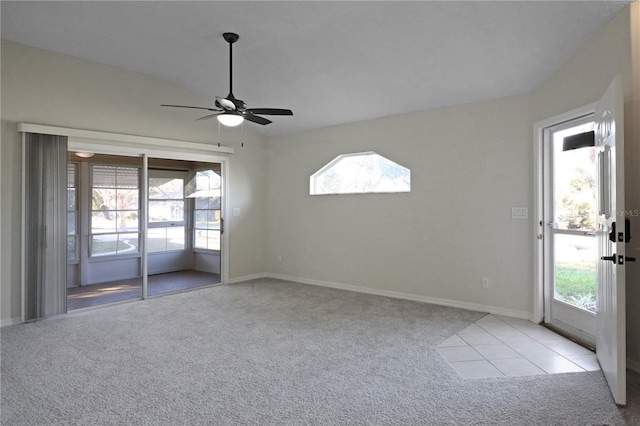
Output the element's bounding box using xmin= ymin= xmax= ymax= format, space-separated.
xmin=595 ymin=77 xmax=627 ymax=406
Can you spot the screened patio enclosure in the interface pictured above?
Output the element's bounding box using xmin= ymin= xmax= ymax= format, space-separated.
xmin=66 ymin=154 xmax=223 ymax=310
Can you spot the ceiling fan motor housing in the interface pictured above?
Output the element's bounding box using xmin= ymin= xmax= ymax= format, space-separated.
xmin=223 ymin=32 xmax=239 ymax=44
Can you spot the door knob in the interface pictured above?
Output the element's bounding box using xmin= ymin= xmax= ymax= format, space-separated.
xmin=601 ymin=254 xmax=617 ymax=263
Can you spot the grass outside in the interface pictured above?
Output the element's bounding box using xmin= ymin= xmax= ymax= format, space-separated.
xmin=555 ymin=263 xmax=596 ymax=312
xmin=92 ymin=240 xmax=135 ymax=255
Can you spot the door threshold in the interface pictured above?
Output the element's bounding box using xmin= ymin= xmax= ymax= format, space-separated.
xmin=542 ymin=322 xmax=595 ymax=352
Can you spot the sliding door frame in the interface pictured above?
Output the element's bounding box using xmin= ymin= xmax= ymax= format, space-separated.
xmin=20 ymin=123 xmax=232 ymax=319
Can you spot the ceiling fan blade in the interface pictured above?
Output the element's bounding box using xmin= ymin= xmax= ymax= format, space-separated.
xmin=243 ymin=113 xmax=272 ymax=125
xmin=161 ymin=104 xmax=218 ymax=112
xmin=215 ymin=96 xmax=236 ymax=110
xmin=246 ymin=108 xmax=293 ymax=116
xmin=196 ymin=112 xmax=222 ymax=121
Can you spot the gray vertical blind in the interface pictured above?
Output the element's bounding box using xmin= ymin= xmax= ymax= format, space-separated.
xmin=24 ymin=133 xmax=68 ymax=320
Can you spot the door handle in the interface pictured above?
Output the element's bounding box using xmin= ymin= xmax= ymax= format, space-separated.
xmin=601 ymin=254 xmax=636 ymax=264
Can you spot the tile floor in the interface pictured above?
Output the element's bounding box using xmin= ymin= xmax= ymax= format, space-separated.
xmin=67 ymin=270 xmax=221 ymax=310
xmin=437 ymin=314 xmax=600 ymax=379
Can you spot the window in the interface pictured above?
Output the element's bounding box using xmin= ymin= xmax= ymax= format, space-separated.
xmin=188 ymin=170 xmax=221 ymax=251
xmin=310 ymin=152 xmax=410 ymax=195
xmin=67 ymin=163 xmax=78 ymax=262
xmin=90 ymin=165 xmax=140 ymax=257
xmin=148 ymin=172 xmax=186 ymax=253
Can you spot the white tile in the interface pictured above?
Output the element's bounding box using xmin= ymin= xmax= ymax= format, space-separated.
xmin=494 ymin=315 xmax=536 ymax=328
xmin=437 ymin=334 xmax=468 ymax=348
xmin=450 ymin=360 xmax=504 ymax=379
xmin=494 ymin=332 xmax=537 ymax=346
xmin=490 ymin=328 xmax=534 ymax=343
xmin=519 ymin=327 xmax=566 ymax=342
xmin=508 ymin=341 xmax=558 ymax=359
xmin=491 ymin=358 xmax=546 ymax=377
xmin=458 ymin=324 xmax=485 ymax=334
xmin=472 ymin=344 xmax=523 ymax=360
xmin=528 ymin=356 xmax=585 ymax=374
xmin=476 ymin=316 xmax=515 ymax=332
xmin=541 ymin=340 xmax=593 ymax=356
xmin=475 ymin=315 xmax=506 ymax=327
xmin=437 ymin=346 xmax=484 ymax=362
xmin=477 ymin=322 xmax=516 ymax=334
xmin=459 ymin=332 xmax=501 ymax=346
xmin=566 ymin=354 xmax=601 ymax=371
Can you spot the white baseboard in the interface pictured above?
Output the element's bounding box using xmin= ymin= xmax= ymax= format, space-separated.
xmin=225 ymin=273 xmax=267 ymax=285
xmin=266 ymin=273 xmax=532 ymax=321
xmin=1 ymin=317 xmax=22 ymax=328
xmin=628 ymin=358 xmax=640 ymax=375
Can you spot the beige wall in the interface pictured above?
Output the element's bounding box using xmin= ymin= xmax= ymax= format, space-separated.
xmin=265 ymin=94 xmax=533 ymax=316
xmin=0 ymin=41 xmax=267 ymax=324
xmin=531 ymin=5 xmax=639 ymax=366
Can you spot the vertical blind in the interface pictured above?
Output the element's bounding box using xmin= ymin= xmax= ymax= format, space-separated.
xmin=24 ymin=133 xmax=68 ymax=320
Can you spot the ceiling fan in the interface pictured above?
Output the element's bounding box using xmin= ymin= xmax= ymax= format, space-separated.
xmin=162 ymin=32 xmax=293 ymax=127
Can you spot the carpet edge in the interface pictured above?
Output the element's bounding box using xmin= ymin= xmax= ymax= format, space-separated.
xmin=265 ymin=273 xmax=532 ymax=321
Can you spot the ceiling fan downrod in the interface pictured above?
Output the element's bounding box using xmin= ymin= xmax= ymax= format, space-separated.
xmin=223 ymin=32 xmax=239 ymax=98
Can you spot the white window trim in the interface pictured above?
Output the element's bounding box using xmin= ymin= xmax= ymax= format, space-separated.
xmin=148 ymin=169 xmax=188 ymax=228
xmin=89 ymin=163 xmax=142 ymax=258
xmin=310 ymin=151 xmax=411 ymax=195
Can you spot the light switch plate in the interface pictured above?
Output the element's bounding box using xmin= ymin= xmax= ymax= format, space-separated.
xmin=511 ymin=207 xmax=528 ymax=219
xmin=233 ymin=208 xmax=241 ymax=217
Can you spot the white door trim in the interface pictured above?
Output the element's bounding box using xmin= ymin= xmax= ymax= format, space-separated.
xmin=532 ymin=102 xmax=596 ymax=323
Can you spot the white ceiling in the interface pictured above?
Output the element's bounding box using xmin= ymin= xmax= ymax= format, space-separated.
xmin=1 ymin=1 xmax=631 ymax=137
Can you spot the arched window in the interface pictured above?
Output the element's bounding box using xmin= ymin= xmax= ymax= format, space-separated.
xmin=310 ymin=152 xmax=410 ymax=195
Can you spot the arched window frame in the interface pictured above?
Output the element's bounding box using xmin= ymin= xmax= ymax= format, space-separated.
xmin=310 ymin=151 xmax=411 ymax=195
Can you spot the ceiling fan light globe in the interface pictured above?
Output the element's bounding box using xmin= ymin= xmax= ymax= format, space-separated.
xmin=217 ymin=114 xmax=244 ymax=127
xmin=75 ymin=152 xmax=95 ymax=158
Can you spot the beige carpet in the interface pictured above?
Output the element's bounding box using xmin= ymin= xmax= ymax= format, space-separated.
xmin=3 ymin=278 xmax=639 ymax=425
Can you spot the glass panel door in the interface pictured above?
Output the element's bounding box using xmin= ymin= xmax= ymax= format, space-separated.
xmin=546 ymin=118 xmax=597 ymax=343
xmin=146 ymin=160 xmax=222 ymax=296
xmin=67 ymin=154 xmax=144 ymax=310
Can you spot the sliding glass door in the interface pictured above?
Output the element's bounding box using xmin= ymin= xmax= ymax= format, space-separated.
xmin=66 ymin=156 xmax=223 ymax=309
xmin=66 ymin=153 xmax=144 ymax=309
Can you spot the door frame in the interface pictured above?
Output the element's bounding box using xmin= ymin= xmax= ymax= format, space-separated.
xmin=533 ymin=102 xmax=596 ymax=324
xmin=67 ymin=141 xmax=231 ymax=293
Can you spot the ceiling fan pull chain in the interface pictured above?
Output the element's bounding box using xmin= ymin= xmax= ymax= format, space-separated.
xmin=241 ymin=121 xmax=245 ymax=147
xmin=217 ymin=121 xmax=221 ymax=147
